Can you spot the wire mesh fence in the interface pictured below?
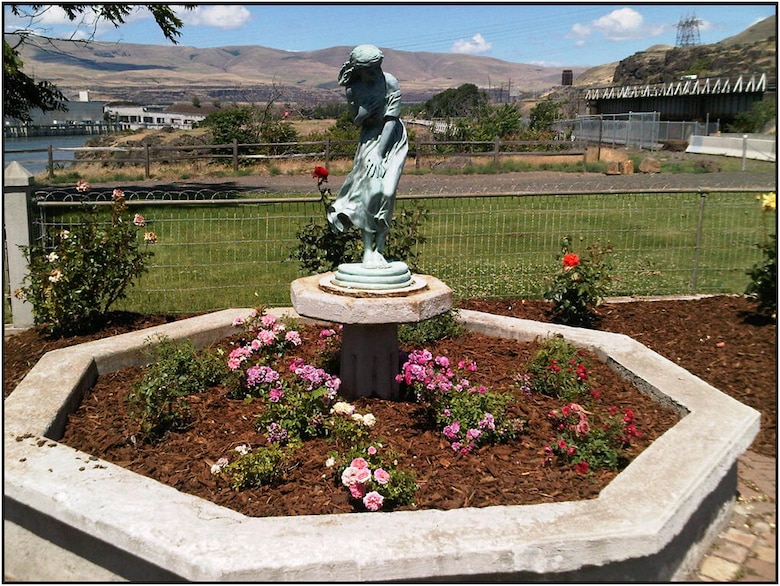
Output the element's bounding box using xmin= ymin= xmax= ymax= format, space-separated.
xmin=554 ymin=113 xmax=717 ymax=149
xmin=28 ymin=187 xmax=770 ymax=314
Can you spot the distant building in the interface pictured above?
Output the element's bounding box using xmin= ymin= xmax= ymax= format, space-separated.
xmin=104 ymin=104 xmax=208 ymax=130
xmin=4 ymin=98 xmax=107 ymax=127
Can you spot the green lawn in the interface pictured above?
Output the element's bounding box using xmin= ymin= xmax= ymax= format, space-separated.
xmin=37 ymin=190 xmax=771 ymax=314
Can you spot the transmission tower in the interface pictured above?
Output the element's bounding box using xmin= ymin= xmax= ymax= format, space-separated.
xmin=676 ymin=13 xmax=702 ymax=47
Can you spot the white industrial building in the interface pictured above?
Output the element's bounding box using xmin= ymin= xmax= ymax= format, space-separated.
xmin=105 ymin=105 xmax=207 ymax=130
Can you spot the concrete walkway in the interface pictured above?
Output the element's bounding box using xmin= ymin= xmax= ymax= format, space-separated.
xmin=687 ymin=450 xmax=777 ymax=582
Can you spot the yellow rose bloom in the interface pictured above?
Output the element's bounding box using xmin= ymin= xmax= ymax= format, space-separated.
xmin=759 ymin=192 xmax=776 ymax=212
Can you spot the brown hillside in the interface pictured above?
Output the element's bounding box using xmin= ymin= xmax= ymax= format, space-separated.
xmin=573 ymin=15 xmax=775 ymax=88
xmin=6 ymin=34 xmax=586 ymax=104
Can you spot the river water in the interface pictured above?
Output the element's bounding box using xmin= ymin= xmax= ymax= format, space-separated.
xmin=4 ymin=135 xmax=95 ymax=175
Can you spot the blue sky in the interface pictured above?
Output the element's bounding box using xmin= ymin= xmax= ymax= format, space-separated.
xmin=4 ymin=3 xmax=776 ymax=67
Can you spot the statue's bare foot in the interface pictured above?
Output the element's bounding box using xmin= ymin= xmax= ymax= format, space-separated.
xmin=362 ymin=250 xmax=389 ymax=269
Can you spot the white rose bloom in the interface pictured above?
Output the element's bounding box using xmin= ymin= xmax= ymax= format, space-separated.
xmin=361 ymin=413 xmax=377 ymax=427
xmin=331 ymin=401 xmax=355 ymax=416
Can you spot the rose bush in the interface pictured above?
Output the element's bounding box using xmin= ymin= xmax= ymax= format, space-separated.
xmin=543 ymin=236 xmax=614 ymax=327
xmin=397 ymin=350 xmax=523 ymax=454
xmin=17 ymin=184 xmax=153 ymax=336
xmin=745 ymin=192 xmax=776 ymax=319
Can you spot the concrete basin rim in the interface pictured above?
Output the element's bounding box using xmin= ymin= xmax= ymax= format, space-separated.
xmin=3 ymin=306 xmax=760 ymax=580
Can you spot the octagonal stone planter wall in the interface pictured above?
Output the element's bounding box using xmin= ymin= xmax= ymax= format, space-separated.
xmin=4 ymin=308 xmax=759 ymax=581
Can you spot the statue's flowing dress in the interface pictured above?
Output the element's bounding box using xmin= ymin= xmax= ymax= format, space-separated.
xmin=327 ymin=72 xmax=408 ymax=235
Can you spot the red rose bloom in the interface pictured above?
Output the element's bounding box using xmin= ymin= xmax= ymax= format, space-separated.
xmin=312 ymin=166 xmax=329 ymax=180
xmin=562 ymin=253 xmax=580 ymax=270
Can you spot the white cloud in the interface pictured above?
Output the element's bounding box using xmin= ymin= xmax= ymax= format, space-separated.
xmin=568 ymin=8 xmax=665 ymax=43
xmin=529 ymin=60 xmax=563 ymax=68
xmin=3 ymin=5 xmax=129 ymax=40
xmin=177 ymin=5 xmax=251 ymax=30
xmin=451 ymin=33 xmax=492 ymax=55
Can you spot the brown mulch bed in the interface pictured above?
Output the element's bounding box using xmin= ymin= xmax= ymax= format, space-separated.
xmin=459 ymin=295 xmax=776 ymax=457
xmin=3 ymin=295 xmax=775 ymax=518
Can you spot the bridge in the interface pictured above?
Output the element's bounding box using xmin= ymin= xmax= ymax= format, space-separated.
xmin=584 ymin=73 xmax=774 ymax=121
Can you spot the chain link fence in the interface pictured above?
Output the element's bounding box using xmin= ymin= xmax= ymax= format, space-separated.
xmin=554 ymin=112 xmax=720 ymax=150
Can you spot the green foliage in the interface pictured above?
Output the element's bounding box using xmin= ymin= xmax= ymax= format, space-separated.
xmin=255 ymin=378 xmax=336 ymax=443
xmin=200 ymin=105 xmax=299 ymax=155
xmin=527 ymin=336 xmax=593 ymax=402
xmin=398 ymin=351 xmax=522 ymax=454
xmin=424 ymin=83 xmax=489 ymax=118
xmin=126 ymin=335 xmax=225 ymax=441
xmin=262 ymin=120 xmax=298 ymax=148
xmin=398 ymin=309 xmax=464 ymax=345
xmin=746 ymin=233 xmax=776 ymax=318
xmin=323 ymin=404 xmax=374 ymax=448
xmin=529 ymin=97 xmax=563 ymax=131
xmin=471 ymin=103 xmax=523 ymax=140
xmin=290 ymin=200 xmax=429 ymax=274
xmin=220 ymin=443 xmax=291 ymax=490
xmin=306 ymin=101 xmax=350 ymax=119
xmin=201 ymin=106 xmax=260 ymax=146
xmin=728 ymin=98 xmax=776 ymax=133
xmin=330 ymin=445 xmax=418 ymax=510
xmin=546 ymin=403 xmax=640 ymax=472
xmin=429 ymin=102 xmax=523 ymax=144
xmin=543 ymin=236 xmax=614 ymax=327
xmin=18 ymin=189 xmax=152 ymax=336
xmin=291 ymin=213 xmax=361 ymax=273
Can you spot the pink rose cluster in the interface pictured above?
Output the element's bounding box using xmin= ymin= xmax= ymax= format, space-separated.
xmin=396 ymin=350 xmax=483 ymax=402
xmin=228 ymin=312 xmax=302 ymax=374
xmin=397 ymin=350 xmax=498 ymax=454
xmin=317 ymin=326 xmax=342 ymax=350
xmin=442 ymin=414 xmax=496 ymax=455
xmin=340 ymin=455 xmax=390 ymax=511
xmin=245 ymin=365 xmax=284 ymax=402
xmin=288 ymin=357 xmax=340 ymax=398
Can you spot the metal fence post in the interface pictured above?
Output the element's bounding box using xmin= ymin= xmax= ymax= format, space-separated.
xmin=144 ymin=143 xmax=151 ymax=179
xmin=493 ymin=136 xmax=500 ymax=169
xmin=3 ymin=162 xmax=35 ymax=328
xmin=47 ymin=144 xmax=54 ymax=179
xmin=691 ymin=191 xmax=708 ymax=294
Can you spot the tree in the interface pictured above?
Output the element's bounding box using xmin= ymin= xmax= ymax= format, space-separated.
xmin=424 ymin=83 xmax=489 ymax=118
xmin=4 ymin=4 xmax=188 ymax=121
xmin=529 ymin=98 xmax=562 ymax=132
xmin=201 ymin=107 xmax=260 ymax=146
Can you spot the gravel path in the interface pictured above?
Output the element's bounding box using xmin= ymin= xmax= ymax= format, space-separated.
xmin=88 ymin=169 xmax=776 ymax=197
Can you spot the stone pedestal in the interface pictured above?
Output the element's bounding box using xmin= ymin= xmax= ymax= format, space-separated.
xmin=290 ymin=273 xmax=452 ymax=400
xmin=340 ymin=323 xmax=400 ymax=399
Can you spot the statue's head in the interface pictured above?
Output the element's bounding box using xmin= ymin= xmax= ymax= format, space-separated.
xmin=339 ymin=44 xmax=384 ymax=85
